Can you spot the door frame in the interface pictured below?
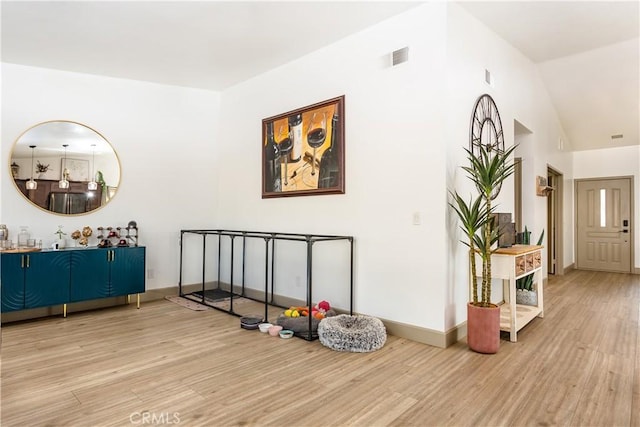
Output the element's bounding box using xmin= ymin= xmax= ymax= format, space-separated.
xmin=574 ymin=176 xmax=635 ymax=273
xmin=514 ymin=157 xmax=522 ymax=233
xmin=547 ymin=165 xmax=563 ymax=275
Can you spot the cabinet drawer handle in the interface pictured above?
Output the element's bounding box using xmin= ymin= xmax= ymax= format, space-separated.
xmin=26 ymin=255 xmax=30 ymax=268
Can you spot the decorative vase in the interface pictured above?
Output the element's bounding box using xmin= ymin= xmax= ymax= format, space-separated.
xmin=467 ymin=302 xmax=500 ymax=354
xmin=516 ymin=289 xmax=538 ymax=306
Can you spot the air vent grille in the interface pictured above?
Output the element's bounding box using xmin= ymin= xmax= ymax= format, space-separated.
xmin=392 ymin=47 xmax=409 ymax=66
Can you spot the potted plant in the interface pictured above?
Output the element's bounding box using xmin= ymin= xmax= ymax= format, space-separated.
xmin=450 ymin=143 xmax=517 ymax=353
xmin=515 ymin=229 xmax=544 ymax=305
xmin=54 ymin=225 xmax=67 ymax=249
xmin=36 ymin=161 xmax=50 ymax=178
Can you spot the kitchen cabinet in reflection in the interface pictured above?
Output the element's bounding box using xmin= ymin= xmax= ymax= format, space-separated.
xmin=15 ymin=179 xmax=102 ymax=214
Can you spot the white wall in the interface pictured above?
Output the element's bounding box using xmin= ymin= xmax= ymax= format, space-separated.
xmin=1 ymin=63 xmax=221 ymax=289
xmin=2 ymin=3 xmax=622 ymax=339
xmin=216 ymin=3 xmax=450 ymax=330
xmin=445 ymin=3 xmax=574 ymax=330
xmin=573 ymin=145 xmax=640 ymax=269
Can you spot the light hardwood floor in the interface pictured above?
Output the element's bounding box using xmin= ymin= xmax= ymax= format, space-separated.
xmin=1 ymin=270 xmax=638 ymax=427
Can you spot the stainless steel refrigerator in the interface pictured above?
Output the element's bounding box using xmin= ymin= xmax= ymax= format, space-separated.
xmin=48 ymin=192 xmax=89 ymax=214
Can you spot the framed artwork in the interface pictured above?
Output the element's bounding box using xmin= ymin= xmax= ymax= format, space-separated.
xmin=262 ymin=95 xmax=345 ymax=198
xmin=61 ymin=158 xmax=90 ymax=181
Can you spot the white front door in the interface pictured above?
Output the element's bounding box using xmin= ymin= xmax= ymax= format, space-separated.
xmin=576 ymin=178 xmax=632 ymax=273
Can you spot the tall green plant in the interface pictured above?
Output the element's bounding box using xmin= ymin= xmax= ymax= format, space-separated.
xmin=452 ymin=143 xmax=517 ymax=307
xmin=449 ymin=192 xmax=495 ymax=304
xmin=96 ymin=170 xmax=106 ymax=191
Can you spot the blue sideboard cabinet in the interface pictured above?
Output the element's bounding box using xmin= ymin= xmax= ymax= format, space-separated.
xmin=1 ymin=251 xmax=71 ymax=312
xmin=1 ymin=246 xmax=145 ymax=315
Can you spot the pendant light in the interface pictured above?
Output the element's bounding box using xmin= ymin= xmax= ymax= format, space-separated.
xmin=26 ymin=145 xmax=38 ymax=190
xmin=59 ymin=144 xmax=69 ymax=189
xmin=87 ymin=144 xmax=98 ymax=191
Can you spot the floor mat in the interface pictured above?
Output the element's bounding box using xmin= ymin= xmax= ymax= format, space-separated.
xmin=190 ymin=288 xmax=234 ymax=301
xmin=165 ymin=295 xmax=213 ymax=311
xmin=185 ymin=293 xmax=282 ymax=319
xmin=183 ymin=291 xmax=255 ymax=310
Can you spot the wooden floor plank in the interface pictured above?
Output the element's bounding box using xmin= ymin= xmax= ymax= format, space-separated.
xmin=1 ymin=270 xmax=638 ymax=426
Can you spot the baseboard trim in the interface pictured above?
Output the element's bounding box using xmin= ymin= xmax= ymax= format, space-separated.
xmin=1 ymin=296 xmax=130 ymax=323
xmin=377 ymin=317 xmax=465 ymax=348
xmin=562 ymin=264 xmax=639 ymax=275
xmin=2 ymin=282 xmax=464 ymax=348
xmin=175 ymin=283 xmax=468 ymax=348
xmin=563 ymin=263 xmax=575 ymax=274
xmin=1 ymin=283 xmax=188 ymax=324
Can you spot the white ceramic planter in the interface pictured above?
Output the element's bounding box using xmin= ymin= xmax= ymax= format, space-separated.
xmin=516 ymin=289 xmax=538 ymax=306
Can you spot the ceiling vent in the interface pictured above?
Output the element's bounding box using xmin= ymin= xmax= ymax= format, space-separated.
xmin=392 ymin=47 xmax=409 ymax=66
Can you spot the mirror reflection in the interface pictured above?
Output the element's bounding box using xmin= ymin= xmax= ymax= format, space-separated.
xmin=10 ymin=121 xmax=120 ymax=215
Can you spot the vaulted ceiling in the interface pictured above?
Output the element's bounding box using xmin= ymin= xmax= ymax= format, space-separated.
xmin=2 ymin=1 xmax=638 ymax=152
xmin=459 ymin=1 xmax=639 ymax=152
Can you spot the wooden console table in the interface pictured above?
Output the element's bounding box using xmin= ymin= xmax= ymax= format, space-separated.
xmin=477 ymin=245 xmax=544 ymax=342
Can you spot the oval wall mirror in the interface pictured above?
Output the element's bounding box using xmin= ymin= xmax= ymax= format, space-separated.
xmin=9 ymin=120 xmax=121 ymax=215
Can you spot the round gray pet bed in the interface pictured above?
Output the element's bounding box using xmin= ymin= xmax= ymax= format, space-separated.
xmin=318 ymin=314 xmax=386 ymax=352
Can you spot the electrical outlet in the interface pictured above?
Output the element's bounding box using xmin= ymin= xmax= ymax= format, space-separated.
xmin=147 ymin=268 xmax=154 ymax=279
